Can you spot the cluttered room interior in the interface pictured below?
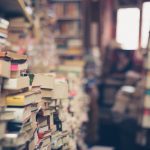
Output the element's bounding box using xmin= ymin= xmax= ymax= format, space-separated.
xmin=0 ymin=0 xmax=150 ymax=150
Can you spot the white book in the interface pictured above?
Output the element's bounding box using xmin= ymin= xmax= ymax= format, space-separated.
xmin=4 ymin=76 xmax=29 ymax=90
xmin=51 ymin=79 xmax=69 ymax=99
xmin=6 ymin=106 xmax=32 ymax=123
xmin=0 ymin=18 xmax=9 ymax=27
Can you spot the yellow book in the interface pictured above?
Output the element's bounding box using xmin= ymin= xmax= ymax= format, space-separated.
xmin=6 ymin=91 xmax=35 ymax=106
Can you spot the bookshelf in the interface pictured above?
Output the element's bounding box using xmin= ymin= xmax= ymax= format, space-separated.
xmin=50 ymin=0 xmax=83 ymax=52
xmin=0 ymin=0 xmax=32 ymax=24
xmin=50 ymin=0 xmax=81 ymax=3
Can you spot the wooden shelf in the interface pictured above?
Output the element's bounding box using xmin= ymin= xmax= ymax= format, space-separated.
xmin=58 ymin=50 xmax=83 ymax=56
xmin=0 ymin=0 xmax=32 ymax=24
xmin=49 ymin=0 xmax=81 ymax=3
xmin=55 ymin=35 xmax=81 ymax=39
xmin=57 ymin=17 xmax=81 ymax=21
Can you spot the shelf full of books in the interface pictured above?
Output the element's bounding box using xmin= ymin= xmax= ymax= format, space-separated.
xmin=0 ymin=0 xmax=32 ymax=24
xmin=50 ymin=0 xmax=83 ymax=56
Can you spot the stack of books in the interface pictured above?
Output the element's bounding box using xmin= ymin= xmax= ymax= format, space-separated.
xmin=0 ymin=18 xmax=9 ymax=48
xmin=0 ymin=18 xmax=11 ymax=148
xmin=31 ymin=74 xmax=70 ymax=149
xmin=8 ymin=17 xmax=31 ymax=52
xmin=142 ymin=32 xmax=150 ymax=128
xmin=0 ymin=51 xmax=89 ymax=149
xmin=0 ymin=50 xmax=31 ymax=149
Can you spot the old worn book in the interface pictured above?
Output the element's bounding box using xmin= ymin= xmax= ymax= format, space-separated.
xmin=0 ymin=32 xmax=7 ymax=38
xmin=51 ymin=132 xmax=63 ymax=149
xmin=41 ymin=108 xmax=53 ymax=117
xmin=32 ymin=73 xmax=55 ymax=89
xmin=10 ymin=70 xmax=20 ymax=78
xmin=39 ymin=136 xmax=51 ymax=149
xmin=6 ymin=91 xmax=36 ymax=106
xmin=11 ymin=62 xmax=28 ymax=71
xmin=6 ymin=106 xmax=32 ymax=123
xmin=41 ymin=89 xmax=53 ymax=98
xmin=51 ymin=79 xmax=68 ymax=99
xmin=0 ymin=51 xmax=27 ymax=60
xmin=1 ymin=132 xmax=28 ymax=147
xmin=38 ymin=117 xmax=48 ymax=128
xmin=0 ymin=59 xmax=10 ymax=78
xmin=4 ymin=76 xmax=29 ymax=90
xmin=0 ymin=110 xmax=14 ymax=121
xmin=0 ymin=121 xmax=6 ymax=139
xmin=0 ymin=27 xmax=8 ymax=34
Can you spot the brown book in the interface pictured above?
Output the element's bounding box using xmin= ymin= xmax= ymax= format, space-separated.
xmin=0 ymin=59 xmax=10 ymax=78
xmin=0 ymin=50 xmax=27 ymax=60
xmin=0 ymin=121 xmax=6 ymax=139
xmin=0 ymin=27 xmax=8 ymax=35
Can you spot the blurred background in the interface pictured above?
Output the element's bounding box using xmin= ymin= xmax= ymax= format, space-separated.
xmin=0 ymin=0 xmax=150 ymax=150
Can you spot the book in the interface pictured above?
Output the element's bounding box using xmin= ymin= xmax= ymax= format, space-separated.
xmin=0 ymin=110 xmax=14 ymax=121
xmin=41 ymin=89 xmax=53 ymax=98
xmin=6 ymin=91 xmax=37 ymax=106
xmin=1 ymin=132 xmax=28 ymax=147
xmin=0 ymin=59 xmax=10 ymax=78
xmin=11 ymin=61 xmax=28 ymax=71
xmin=0 ymin=18 xmax=9 ymax=28
xmin=0 ymin=32 xmax=8 ymax=38
xmin=144 ymin=94 xmax=150 ymax=108
xmin=142 ymin=109 xmax=150 ymax=128
xmin=0 ymin=27 xmax=8 ymax=35
xmin=32 ymin=73 xmax=55 ymax=89
xmin=10 ymin=70 xmax=20 ymax=78
xmin=6 ymin=106 xmax=32 ymax=123
xmin=51 ymin=79 xmax=68 ymax=99
xmin=0 ymin=51 xmax=27 ymax=60
xmin=4 ymin=76 xmax=29 ymax=90
xmin=37 ymin=117 xmax=48 ymax=128
xmin=39 ymin=136 xmax=51 ymax=149
xmin=0 ymin=121 xmax=6 ymax=139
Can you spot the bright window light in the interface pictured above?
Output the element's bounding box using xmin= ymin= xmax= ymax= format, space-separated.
xmin=141 ymin=2 xmax=150 ymax=48
xmin=116 ymin=8 xmax=140 ymax=50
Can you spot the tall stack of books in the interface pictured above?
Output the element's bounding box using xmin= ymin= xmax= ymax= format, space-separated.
xmin=142 ymin=32 xmax=150 ymax=128
xmin=31 ymin=74 xmax=70 ymax=149
xmin=0 ymin=50 xmax=32 ymax=149
xmin=0 ymin=18 xmax=9 ymax=49
xmin=8 ymin=17 xmax=31 ymax=52
xmin=32 ymin=73 xmax=56 ymax=149
xmin=0 ymin=18 xmax=14 ymax=149
xmin=0 ymin=50 xmax=89 ymax=150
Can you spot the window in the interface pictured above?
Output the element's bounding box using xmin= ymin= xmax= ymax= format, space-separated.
xmin=141 ymin=2 xmax=150 ymax=48
xmin=116 ymin=8 xmax=140 ymax=50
